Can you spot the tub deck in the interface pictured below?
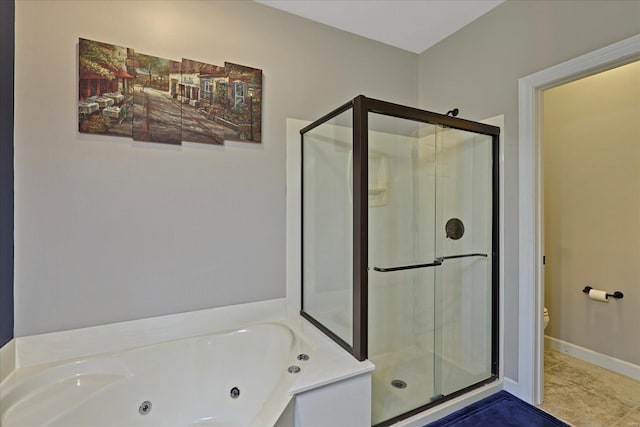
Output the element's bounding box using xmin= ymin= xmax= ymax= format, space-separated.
xmin=1 ymin=317 xmax=373 ymax=427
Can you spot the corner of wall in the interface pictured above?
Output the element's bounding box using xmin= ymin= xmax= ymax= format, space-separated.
xmin=0 ymin=338 xmax=16 ymax=383
xmin=502 ymin=376 xmax=519 ymax=396
xmin=0 ymin=0 xmax=15 ymax=349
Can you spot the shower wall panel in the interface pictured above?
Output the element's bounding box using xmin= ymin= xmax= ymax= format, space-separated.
xmin=368 ymin=128 xmax=436 ymax=358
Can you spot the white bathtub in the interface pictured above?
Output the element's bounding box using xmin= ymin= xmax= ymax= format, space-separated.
xmin=1 ymin=323 xmax=311 ymax=427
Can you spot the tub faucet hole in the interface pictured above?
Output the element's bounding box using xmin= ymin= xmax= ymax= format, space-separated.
xmin=297 ymin=353 xmax=310 ymax=361
xmin=288 ymin=365 xmax=301 ymax=374
xmin=138 ymin=400 xmax=152 ymax=415
xmin=230 ymin=387 xmax=240 ymax=399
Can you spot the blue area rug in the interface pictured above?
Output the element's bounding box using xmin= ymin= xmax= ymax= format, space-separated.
xmin=424 ymin=391 xmax=570 ymax=427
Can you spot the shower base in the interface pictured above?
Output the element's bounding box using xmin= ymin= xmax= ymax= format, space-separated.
xmin=370 ymin=346 xmax=489 ymax=425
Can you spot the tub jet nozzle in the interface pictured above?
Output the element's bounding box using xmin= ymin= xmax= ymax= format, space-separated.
xmin=138 ymin=401 xmax=152 ymax=415
xmin=230 ymin=387 xmax=240 ymax=399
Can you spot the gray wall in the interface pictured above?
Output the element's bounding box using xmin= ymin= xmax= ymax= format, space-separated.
xmin=14 ymin=1 xmax=417 ymax=336
xmin=418 ymin=0 xmax=640 ymax=380
xmin=14 ymin=0 xmax=640 ymax=384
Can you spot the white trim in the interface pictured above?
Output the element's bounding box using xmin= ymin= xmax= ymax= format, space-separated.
xmin=502 ymin=377 xmax=519 ymax=395
xmin=517 ymin=74 xmax=541 ymax=404
xmin=518 ymin=34 xmax=640 ymax=405
xmin=14 ymin=298 xmax=286 ymax=368
xmin=286 ymin=118 xmax=310 ymax=317
xmin=545 ymin=336 xmax=640 ymax=381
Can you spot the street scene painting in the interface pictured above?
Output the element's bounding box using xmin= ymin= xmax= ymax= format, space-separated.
xmin=78 ymin=38 xmax=263 ymax=145
xmin=132 ymin=52 xmax=181 ymax=145
xmin=78 ymin=38 xmax=134 ymax=137
xmin=222 ymin=62 xmax=262 ymax=143
xmin=175 ymin=60 xmax=263 ymax=144
xmin=177 ymin=59 xmax=227 ymax=145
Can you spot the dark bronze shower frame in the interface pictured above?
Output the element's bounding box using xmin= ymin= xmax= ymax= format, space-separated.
xmin=300 ymin=96 xmax=500 ymax=408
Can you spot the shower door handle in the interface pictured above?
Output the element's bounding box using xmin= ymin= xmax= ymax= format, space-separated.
xmin=439 ymin=253 xmax=488 ymax=261
xmin=372 ymin=253 xmax=488 ymax=272
xmin=372 ymin=259 xmax=442 ymax=272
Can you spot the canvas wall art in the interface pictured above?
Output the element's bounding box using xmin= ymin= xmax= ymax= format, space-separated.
xmin=78 ymin=38 xmax=133 ymax=137
xmin=132 ymin=52 xmax=181 ymax=145
xmin=223 ymin=62 xmax=262 ymax=143
xmin=177 ymin=59 xmax=226 ymax=145
xmin=78 ymin=38 xmax=263 ymax=145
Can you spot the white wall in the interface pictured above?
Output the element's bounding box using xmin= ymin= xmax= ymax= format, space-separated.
xmin=543 ymin=60 xmax=640 ymax=365
xmin=14 ymin=0 xmax=418 ymax=336
xmin=418 ymin=0 xmax=640 ymax=381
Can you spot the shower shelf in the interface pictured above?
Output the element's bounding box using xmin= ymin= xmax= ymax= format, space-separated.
xmin=372 ymin=253 xmax=488 ymax=272
xmin=368 ymin=187 xmax=387 ymax=195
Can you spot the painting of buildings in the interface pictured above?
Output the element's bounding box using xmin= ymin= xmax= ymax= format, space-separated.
xmin=78 ymin=38 xmax=133 ymax=137
xmin=224 ymin=62 xmax=262 ymax=143
xmin=174 ymin=59 xmax=227 ymax=145
xmin=78 ymin=38 xmax=262 ymax=145
xmin=132 ymin=53 xmax=181 ymax=145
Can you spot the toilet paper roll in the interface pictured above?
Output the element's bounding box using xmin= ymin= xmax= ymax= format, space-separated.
xmin=588 ymin=289 xmax=609 ymax=302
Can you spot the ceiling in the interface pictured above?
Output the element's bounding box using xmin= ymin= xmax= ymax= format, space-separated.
xmin=256 ymin=0 xmax=504 ymax=54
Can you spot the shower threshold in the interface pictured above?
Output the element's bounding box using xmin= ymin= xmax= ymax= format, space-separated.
xmin=370 ymin=346 xmax=496 ymax=426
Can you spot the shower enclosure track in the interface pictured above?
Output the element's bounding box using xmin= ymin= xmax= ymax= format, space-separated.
xmin=372 ymin=253 xmax=488 ymax=272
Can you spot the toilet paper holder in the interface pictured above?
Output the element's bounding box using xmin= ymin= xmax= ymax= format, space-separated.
xmin=582 ymin=286 xmax=624 ymax=300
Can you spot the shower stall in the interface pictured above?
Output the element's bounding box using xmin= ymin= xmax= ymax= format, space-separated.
xmin=300 ymin=96 xmax=499 ymax=426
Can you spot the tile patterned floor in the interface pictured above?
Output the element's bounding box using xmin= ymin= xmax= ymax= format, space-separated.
xmin=541 ymin=348 xmax=640 ymax=427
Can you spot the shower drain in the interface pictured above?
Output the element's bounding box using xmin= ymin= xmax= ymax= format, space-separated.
xmin=391 ymin=379 xmax=407 ymax=389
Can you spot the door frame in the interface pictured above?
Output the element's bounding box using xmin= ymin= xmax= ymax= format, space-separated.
xmin=517 ymin=34 xmax=640 ymax=405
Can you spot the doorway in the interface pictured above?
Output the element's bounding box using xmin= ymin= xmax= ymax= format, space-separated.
xmin=538 ymin=60 xmax=640 ymax=425
xmin=517 ymin=34 xmax=640 ymax=406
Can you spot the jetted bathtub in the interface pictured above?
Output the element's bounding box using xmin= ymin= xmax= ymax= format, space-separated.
xmin=1 ymin=323 xmax=312 ymax=427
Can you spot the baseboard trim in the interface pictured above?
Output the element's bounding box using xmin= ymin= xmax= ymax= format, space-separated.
xmin=502 ymin=376 xmax=519 ymax=395
xmin=545 ymin=336 xmax=640 ymax=381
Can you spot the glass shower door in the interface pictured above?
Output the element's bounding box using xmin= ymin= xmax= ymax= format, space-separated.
xmin=368 ymin=113 xmax=440 ymax=425
xmin=368 ymin=115 xmax=495 ymax=426
xmin=433 ymin=126 xmax=495 ymax=398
